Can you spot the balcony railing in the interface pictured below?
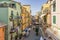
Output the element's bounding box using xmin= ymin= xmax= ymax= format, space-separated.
xmin=0 ymin=3 xmax=16 ymax=9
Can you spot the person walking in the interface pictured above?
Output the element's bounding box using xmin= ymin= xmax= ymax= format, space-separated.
xmin=40 ymin=36 xmax=44 ymax=40
xmin=35 ymin=27 xmax=39 ymax=36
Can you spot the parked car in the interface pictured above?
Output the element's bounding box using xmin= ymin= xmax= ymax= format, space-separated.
xmin=40 ymin=36 xmax=44 ymax=40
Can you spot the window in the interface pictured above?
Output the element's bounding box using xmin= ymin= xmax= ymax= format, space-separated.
xmin=9 ymin=11 xmax=13 ymax=21
xmin=17 ymin=12 xmax=20 ymax=18
xmin=0 ymin=4 xmax=3 ymax=7
xmin=53 ymin=0 xmax=56 ymax=12
xmin=12 ymin=4 xmax=16 ymax=8
xmin=11 ymin=11 xmax=13 ymax=19
xmin=0 ymin=2 xmax=7 ymax=7
xmin=44 ymin=16 xmax=47 ymax=23
xmin=9 ymin=3 xmax=16 ymax=8
xmin=17 ymin=12 xmax=20 ymax=26
xmin=53 ymin=16 xmax=56 ymax=24
xmin=3 ymin=2 xmax=7 ymax=7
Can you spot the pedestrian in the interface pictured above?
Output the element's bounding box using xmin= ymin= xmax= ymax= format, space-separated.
xmin=35 ymin=28 xmax=39 ymax=36
xmin=15 ymin=35 xmax=18 ymax=40
xmin=28 ymin=28 xmax=31 ymax=32
xmin=40 ymin=36 xmax=44 ymax=40
xmin=19 ymin=34 xmax=22 ymax=39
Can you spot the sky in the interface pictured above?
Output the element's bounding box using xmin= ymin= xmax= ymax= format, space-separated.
xmin=14 ymin=0 xmax=47 ymax=15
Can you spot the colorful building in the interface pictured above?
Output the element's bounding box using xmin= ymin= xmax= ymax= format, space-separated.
xmin=46 ymin=0 xmax=60 ymax=40
xmin=21 ymin=7 xmax=26 ymax=30
xmin=40 ymin=0 xmax=51 ymax=34
xmin=41 ymin=0 xmax=51 ymax=26
xmin=40 ymin=0 xmax=52 ymax=38
xmin=0 ymin=22 xmax=7 ymax=40
xmin=0 ymin=0 xmax=22 ymax=40
xmin=23 ymin=5 xmax=31 ymax=26
xmin=21 ymin=5 xmax=31 ymax=30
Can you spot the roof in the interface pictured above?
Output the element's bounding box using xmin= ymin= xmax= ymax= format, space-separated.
xmin=0 ymin=1 xmax=21 ymax=5
xmin=0 ymin=22 xmax=7 ymax=27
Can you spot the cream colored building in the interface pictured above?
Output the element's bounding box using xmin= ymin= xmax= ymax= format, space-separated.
xmin=40 ymin=0 xmax=53 ymax=39
xmin=46 ymin=0 xmax=60 ymax=40
xmin=41 ymin=0 xmax=51 ymax=27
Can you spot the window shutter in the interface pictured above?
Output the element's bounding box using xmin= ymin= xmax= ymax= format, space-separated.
xmin=53 ymin=16 xmax=56 ymax=24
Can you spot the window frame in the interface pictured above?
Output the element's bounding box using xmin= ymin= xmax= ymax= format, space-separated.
xmin=53 ymin=15 xmax=56 ymax=24
xmin=53 ymin=0 xmax=56 ymax=12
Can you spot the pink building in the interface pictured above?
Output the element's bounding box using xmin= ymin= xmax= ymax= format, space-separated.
xmin=46 ymin=0 xmax=60 ymax=40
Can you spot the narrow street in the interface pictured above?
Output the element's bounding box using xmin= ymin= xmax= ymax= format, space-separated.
xmin=21 ymin=24 xmax=43 ymax=40
xmin=21 ymin=28 xmax=39 ymax=40
xmin=0 ymin=0 xmax=59 ymax=40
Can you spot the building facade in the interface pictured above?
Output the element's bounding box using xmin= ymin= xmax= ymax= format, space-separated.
xmin=21 ymin=7 xmax=26 ymax=30
xmin=21 ymin=5 xmax=31 ymax=30
xmin=40 ymin=1 xmax=51 ymax=35
xmin=23 ymin=5 xmax=31 ymax=27
xmin=0 ymin=0 xmax=22 ymax=40
xmin=0 ymin=22 xmax=7 ymax=40
xmin=41 ymin=1 xmax=51 ymax=25
xmin=43 ymin=0 xmax=60 ymax=40
xmin=47 ymin=0 xmax=60 ymax=40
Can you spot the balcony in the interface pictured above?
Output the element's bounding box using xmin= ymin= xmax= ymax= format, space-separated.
xmin=0 ymin=3 xmax=16 ymax=9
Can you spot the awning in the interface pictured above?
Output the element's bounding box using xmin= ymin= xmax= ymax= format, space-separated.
xmin=40 ymin=14 xmax=46 ymax=18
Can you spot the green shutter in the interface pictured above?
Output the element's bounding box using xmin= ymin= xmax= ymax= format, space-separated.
xmin=53 ymin=0 xmax=56 ymax=12
xmin=53 ymin=16 xmax=56 ymax=24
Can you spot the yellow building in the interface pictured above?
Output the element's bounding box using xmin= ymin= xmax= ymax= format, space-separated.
xmin=23 ymin=5 xmax=31 ymax=13
xmin=21 ymin=5 xmax=31 ymax=30
xmin=34 ymin=13 xmax=39 ymax=23
xmin=21 ymin=7 xmax=26 ymax=30
xmin=40 ymin=0 xmax=51 ymax=37
xmin=23 ymin=5 xmax=31 ymax=26
xmin=41 ymin=0 xmax=51 ymax=27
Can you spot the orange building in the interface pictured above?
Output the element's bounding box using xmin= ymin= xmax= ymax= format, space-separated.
xmin=21 ymin=7 xmax=26 ymax=30
xmin=23 ymin=5 xmax=31 ymax=26
xmin=0 ymin=22 xmax=7 ymax=40
xmin=21 ymin=5 xmax=31 ymax=30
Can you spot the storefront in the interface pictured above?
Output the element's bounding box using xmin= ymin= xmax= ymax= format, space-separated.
xmin=0 ymin=22 xmax=7 ymax=40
